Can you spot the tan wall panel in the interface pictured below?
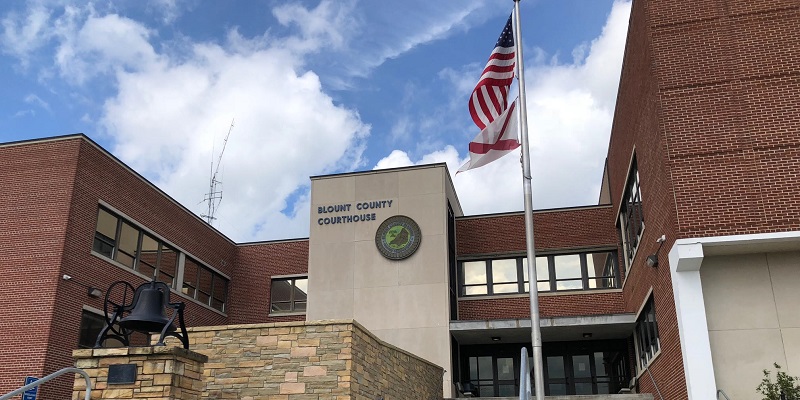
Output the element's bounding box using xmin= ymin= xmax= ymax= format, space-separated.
xmin=701 ymin=253 xmax=779 ymax=331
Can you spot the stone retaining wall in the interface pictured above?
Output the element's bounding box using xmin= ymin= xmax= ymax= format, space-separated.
xmin=184 ymin=319 xmax=443 ymax=399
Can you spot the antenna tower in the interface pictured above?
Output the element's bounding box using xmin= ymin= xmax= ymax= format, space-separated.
xmin=201 ymin=119 xmax=234 ymax=225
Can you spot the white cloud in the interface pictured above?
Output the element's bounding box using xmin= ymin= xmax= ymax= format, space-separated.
xmin=3 ymin=2 xmax=371 ymax=242
xmin=378 ymin=0 xmax=632 ymax=215
xmin=0 ymin=4 xmax=51 ymax=67
xmin=24 ymin=93 xmax=50 ymax=111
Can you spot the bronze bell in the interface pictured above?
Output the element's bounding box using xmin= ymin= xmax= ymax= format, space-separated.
xmin=118 ymin=282 xmax=176 ymax=333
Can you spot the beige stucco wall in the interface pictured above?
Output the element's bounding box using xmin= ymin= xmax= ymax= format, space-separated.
xmin=306 ymin=165 xmax=455 ymax=395
xmin=701 ymin=251 xmax=800 ymax=399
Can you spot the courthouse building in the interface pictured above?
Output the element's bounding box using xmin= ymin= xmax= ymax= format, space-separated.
xmin=1 ymin=0 xmax=799 ymax=399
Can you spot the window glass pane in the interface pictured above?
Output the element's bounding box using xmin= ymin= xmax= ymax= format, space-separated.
xmin=469 ymin=357 xmax=478 ymax=380
xmin=575 ymin=383 xmax=593 ymax=395
xmin=523 ymin=257 xmax=549 ymax=281
xmin=464 ymin=286 xmax=487 ymax=296
xmin=499 ymin=385 xmax=515 ymax=396
xmin=96 ymin=209 xmax=118 ymax=240
xmin=293 ymin=301 xmax=307 ymax=312
xmin=93 ymin=239 xmax=114 ymax=258
xmin=478 ymin=357 xmax=493 ymax=380
xmin=138 ymin=234 xmax=158 ymax=278
xmin=271 ymin=301 xmax=291 ymax=312
xmin=493 ymin=283 xmax=518 ymax=294
xmin=198 ymin=267 xmax=212 ymax=304
xmin=554 ymin=254 xmax=581 ymax=280
xmin=547 ymin=356 xmax=565 ymax=379
xmin=293 ymin=278 xmax=308 ymax=301
xmin=182 ymin=259 xmax=198 ymax=297
xmin=479 ymin=386 xmax=494 ymax=397
xmin=556 ymin=280 xmax=583 ymax=291
xmin=158 ymin=246 xmax=178 ymax=287
xmin=594 ymin=352 xmax=607 ymax=376
xmin=79 ymin=311 xmax=106 ymax=349
xmin=497 ymin=358 xmax=514 ymax=380
xmin=271 ymin=280 xmax=292 ymax=303
xmin=212 ymin=277 xmax=228 ymax=311
xmin=572 ymin=355 xmax=591 ymax=378
xmin=115 ymin=222 xmax=139 ymax=268
xmin=549 ymin=384 xmax=567 ymax=395
xmin=463 ymin=261 xmax=487 ymax=285
xmin=492 ymin=259 xmax=517 ymax=283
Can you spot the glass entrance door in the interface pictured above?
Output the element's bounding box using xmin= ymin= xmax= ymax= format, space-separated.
xmin=460 ymin=340 xmax=629 ymax=397
xmin=543 ymin=344 xmax=628 ymax=395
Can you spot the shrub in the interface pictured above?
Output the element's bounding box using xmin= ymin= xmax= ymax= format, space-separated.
xmin=757 ymin=363 xmax=800 ymax=400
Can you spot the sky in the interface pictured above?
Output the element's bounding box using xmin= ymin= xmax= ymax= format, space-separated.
xmin=0 ymin=0 xmax=632 ymax=243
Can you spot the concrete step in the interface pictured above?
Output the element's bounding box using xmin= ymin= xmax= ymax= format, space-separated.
xmin=445 ymin=395 xmax=654 ymax=400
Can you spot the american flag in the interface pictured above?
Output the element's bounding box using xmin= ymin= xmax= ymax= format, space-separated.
xmin=458 ymin=15 xmax=520 ymax=174
xmin=468 ymin=15 xmax=516 ymax=131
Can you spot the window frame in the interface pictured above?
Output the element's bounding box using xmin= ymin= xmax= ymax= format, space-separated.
xmin=633 ymin=295 xmax=660 ymax=371
xmin=92 ymin=205 xmax=229 ymax=313
xmin=270 ymin=276 xmax=309 ymax=314
xmin=619 ymin=160 xmax=644 ymax=269
xmin=458 ymin=250 xmax=619 ymax=297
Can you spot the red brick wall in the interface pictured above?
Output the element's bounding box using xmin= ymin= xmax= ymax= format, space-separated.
xmin=228 ymin=239 xmax=309 ymax=324
xmin=456 ymin=206 xmax=618 ymax=256
xmin=455 ymin=206 xmax=626 ymax=321
xmin=0 ymin=138 xmax=80 ymax=399
xmin=0 ymin=136 xmax=243 ymax=399
xmin=458 ymin=291 xmax=624 ymax=320
xmin=604 ymin=0 xmax=799 ymax=398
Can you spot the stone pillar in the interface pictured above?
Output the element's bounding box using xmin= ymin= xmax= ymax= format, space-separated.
xmin=72 ymin=346 xmax=207 ymax=400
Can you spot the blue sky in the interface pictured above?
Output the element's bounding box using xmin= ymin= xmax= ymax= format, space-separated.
xmin=0 ymin=0 xmax=631 ymax=242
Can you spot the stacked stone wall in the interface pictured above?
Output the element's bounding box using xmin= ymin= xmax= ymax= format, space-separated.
xmin=72 ymin=346 xmax=206 ymax=400
xmin=184 ymin=320 xmax=442 ymax=399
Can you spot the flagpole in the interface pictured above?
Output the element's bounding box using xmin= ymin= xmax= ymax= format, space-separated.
xmin=512 ymin=1 xmax=546 ymax=399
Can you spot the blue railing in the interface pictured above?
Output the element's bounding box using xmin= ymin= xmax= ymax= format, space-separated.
xmin=0 ymin=367 xmax=91 ymax=400
xmin=519 ymin=347 xmax=531 ymax=400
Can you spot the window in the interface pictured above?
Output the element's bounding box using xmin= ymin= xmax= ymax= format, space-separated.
xmin=93 ymin=207 xmax=179 ymax=287
xmin=459 ymin=251 xmax=618 ymax=296
xmin=78 ymin=310 xmax=106 ymax=349
xmin=634 ymin=296 xmax=659 ymax=370
xmin=620 ymin=161 xmax=644 ymax=268
xmin=270 ymin=277 xmax=308 ymax=313
xmin=93 ymin=206 xmax=229 ymax=313
xmin=183 ymin=257 xmax=229 ymax=313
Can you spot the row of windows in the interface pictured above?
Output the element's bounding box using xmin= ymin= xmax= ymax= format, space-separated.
xmin=93 ymin=207 xmax=228 ymax=312
xmin=634 ymin=296 xmax=660 ymax=370
xmin=620 ymin=161 xmax=644 ymax=269
xmin=459 ymin=251 xmax=618 ymax=297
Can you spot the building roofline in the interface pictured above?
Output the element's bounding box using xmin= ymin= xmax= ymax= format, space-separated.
xmin=309 ymin=162 xmax=449 ymax=180
xmin=457 ymin=203 xmax=613 ymax=220
xmin=3 ymin=134 xmax=238 ymax=245
xmin=237 ymin=237 xmax=310 ymax=247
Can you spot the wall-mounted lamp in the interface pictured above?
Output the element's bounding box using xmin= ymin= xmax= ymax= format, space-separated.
xmin=491 ymin=336 xmax=501 ymax=342
xmin=645 ymin=235 xmax=667 ymax=267
xmin=63 ymin=274 xmax=104 ymax=298
xmin=582 ymin=332 xmax=593 ymax=339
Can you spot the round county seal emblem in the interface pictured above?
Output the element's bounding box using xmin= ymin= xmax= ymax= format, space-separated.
xmin=375 ymin=215 xmax=422 ymax=260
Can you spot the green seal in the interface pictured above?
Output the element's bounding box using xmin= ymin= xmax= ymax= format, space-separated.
xmin=375 ymin=215 xmax=422 ymax=260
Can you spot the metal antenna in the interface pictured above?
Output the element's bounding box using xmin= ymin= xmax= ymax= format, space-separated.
xmin=201 ymin=119 xmax=234 ymax=225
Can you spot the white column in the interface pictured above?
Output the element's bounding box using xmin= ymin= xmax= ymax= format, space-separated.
xmin=668 ymin=241 xmax=716 ymax=399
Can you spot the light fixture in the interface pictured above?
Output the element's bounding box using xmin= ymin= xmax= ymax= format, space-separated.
xmin=491 ymin=336 xmax=501 ymax=342
xmin=646 ymin=235 xmax=667 ymax=268
xmin=582 ymin=332 xmax=592 ymax=339
xmin=62 ymin=274 xmax=105 ymax=298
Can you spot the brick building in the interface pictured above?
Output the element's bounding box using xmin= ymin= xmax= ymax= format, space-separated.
xmin=0 ymin=0 xmax=798 ymax=399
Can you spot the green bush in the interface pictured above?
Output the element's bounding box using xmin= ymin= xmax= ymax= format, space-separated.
xmin=757 ymin=363 xmax=800 ymax=400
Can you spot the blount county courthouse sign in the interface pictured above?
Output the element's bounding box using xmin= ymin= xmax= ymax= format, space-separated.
xmin=316 ymin=199 xmax=394 ymax=226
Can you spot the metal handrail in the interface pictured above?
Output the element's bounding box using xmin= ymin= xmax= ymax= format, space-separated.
xmin=0 ymin=367 xmax=91 ymax=400
xmin=717 ymin=389 xmax=731 ymax=400
xmin=519 ymin=347 xmax=531 ymax=400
